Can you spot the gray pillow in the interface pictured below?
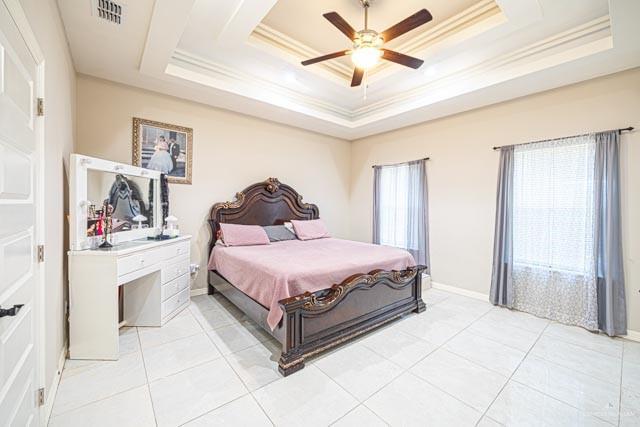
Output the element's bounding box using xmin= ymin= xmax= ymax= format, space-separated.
xmin=262 ymin=225 xmax=297 ymax=242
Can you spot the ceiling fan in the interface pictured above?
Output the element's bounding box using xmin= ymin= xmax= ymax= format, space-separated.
xmin=301 ymin=0 xmax=433 ymax=87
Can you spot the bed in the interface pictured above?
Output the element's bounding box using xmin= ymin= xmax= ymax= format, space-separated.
xmin=208 ymin=178 xmax=426 ymax=376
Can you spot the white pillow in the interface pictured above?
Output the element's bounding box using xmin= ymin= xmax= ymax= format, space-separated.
xmin=284 ymin=221 xmax=294 ymax=233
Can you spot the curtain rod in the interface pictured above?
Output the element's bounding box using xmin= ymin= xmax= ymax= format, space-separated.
xmin=492 ymin=127 xmax=634 ymax=151
xmin=371 ymin=157 xmax=430 ymax=168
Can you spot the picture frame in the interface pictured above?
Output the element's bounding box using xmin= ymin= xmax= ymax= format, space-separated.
xmin=132 ymin=117 xmax=193 ymax=184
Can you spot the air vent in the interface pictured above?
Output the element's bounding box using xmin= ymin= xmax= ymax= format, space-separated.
xmin=94 ymin=0 xmax=124 ymax=25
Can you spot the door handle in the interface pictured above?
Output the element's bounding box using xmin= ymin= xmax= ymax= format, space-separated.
xmin=0 ymin=304 xmax=24 ymax=318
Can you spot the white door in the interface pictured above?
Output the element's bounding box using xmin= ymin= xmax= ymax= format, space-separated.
xmin=0 ymin=1 xmax=41 ymax=425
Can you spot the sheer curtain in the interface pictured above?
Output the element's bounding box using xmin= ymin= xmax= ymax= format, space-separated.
xmin=511 ymin=136 xmax=599 ymax=329
xmin=373 ymin=159 xmax=429 ymax=267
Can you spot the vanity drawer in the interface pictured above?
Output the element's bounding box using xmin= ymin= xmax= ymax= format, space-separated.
xmin=161 ymin=257 xmax=190 ymax=284
xmin=117 ymin=248 xmax=162 ymax=276
xmin=162 ymin=273 xmax=189 ymax=302
xmin=162 ymin=241 xmax=190 ymax=261
xmin=162 ymin=287 xmax=189 ymax=318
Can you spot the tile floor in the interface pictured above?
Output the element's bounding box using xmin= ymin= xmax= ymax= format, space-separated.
xmin=49 ymin=289 xmax=640 ymax=427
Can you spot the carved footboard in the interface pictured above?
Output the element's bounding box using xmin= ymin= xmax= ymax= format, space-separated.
xmin=277 ymin=265 xmax=427 ymax=376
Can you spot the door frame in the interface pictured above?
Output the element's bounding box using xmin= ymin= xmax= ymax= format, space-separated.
xmin=2 ymin=0 xmax=47 ymax=424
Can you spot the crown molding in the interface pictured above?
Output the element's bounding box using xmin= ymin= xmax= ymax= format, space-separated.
xmin=352 ymin=15 xmax=613 ymax=120
xmin=168 ymin=16 xmax=612 ymax=128
xmin=371 ymin=0 xmax=504 ymax=77
xmin=169 ymin=49 xmax=354 ymax=122
xmin=394 ymin=0 xmax=501 ymax=54
xmin=250 ymin=24 xmax=353 ymax=81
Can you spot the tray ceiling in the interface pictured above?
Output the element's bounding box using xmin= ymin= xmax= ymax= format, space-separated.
xmin=259 ymin=0 xmax=481 ymax=69
xmin=57 ymin=0 xmax=640 ymax=139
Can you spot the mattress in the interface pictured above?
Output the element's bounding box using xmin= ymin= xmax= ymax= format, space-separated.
xmin=208 ymin=238 xmax=415 ymax=329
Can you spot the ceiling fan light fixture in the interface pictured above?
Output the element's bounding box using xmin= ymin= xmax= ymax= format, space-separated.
xmin=351 ymin=30 xmax=383 ymax=70
xmin=351 ymin=46 xmax=382 ymax=70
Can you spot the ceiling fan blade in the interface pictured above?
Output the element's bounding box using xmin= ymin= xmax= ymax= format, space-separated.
xmin=301 ymin=50 xmax=350 ymax=66
xmin=381 ymin=9 xmax=433 ymax=43
xmin=381 ymin=49 xmax=424 ymax=69
xmin=323 ymin=12 xmax=357 ymax=40
xmin=351 ymin=68 xmax=364 ymax=87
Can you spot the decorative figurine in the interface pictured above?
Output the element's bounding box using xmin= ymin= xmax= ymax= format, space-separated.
xmin=99 ymin=201 xmax=114 ymax=248
xmin=132 ymin=214 xmax=147 ymax=229
xmin=164 ymin=215 xmax=179 ymax=237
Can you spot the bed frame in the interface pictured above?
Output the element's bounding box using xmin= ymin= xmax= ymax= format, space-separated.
xmin=208 ymin=178 xmax=426 ymax=376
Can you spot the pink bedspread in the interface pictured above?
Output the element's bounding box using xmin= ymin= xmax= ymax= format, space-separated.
xmin=208 ymin=238 xmax=415 ymax=330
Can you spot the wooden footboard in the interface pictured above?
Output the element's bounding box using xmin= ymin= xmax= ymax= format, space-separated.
xmin=277 ymin=265 xmax=427 ymax=376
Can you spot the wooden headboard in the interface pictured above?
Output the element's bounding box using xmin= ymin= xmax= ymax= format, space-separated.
xmin=208 ymin=178 xmax=319 ymax=253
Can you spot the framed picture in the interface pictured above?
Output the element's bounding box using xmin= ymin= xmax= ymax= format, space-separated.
xmin=132 ymin=117 xmax=193 ymax=184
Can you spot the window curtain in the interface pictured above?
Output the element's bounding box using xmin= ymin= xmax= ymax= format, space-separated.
xmin=490 ymin=146 xmax=515 ymax=307
xmin=489 ymin=131 xmax=626 ymax=335
xmin=373 ymin=159 xmax=429 ymax=268
xmin=594 ymin=131 xmax=626 ymax=335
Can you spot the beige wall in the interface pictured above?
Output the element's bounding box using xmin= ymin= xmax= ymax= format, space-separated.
xmin=75 ymin=75 xmax=351 ymax=291
xmin=74 ymin=69 xmax=639 ymax=334
xmin=349 ymin=68 xmax=640 ymax=333
xmin=19 ymin=0 xmax=77 ymax=402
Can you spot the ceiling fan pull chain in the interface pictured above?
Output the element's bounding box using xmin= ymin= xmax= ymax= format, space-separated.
xmin=363 ymin=71 xmax=368 ymax=100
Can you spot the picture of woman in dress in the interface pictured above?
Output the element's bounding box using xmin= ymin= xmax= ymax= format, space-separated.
xmin=133 ymin=118 xmax=193 ymax=184
xmin=146 ymin=136 xmax=173 ymax=174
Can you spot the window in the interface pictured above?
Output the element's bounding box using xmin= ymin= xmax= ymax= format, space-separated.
xmin=512 ymin=137 xmax=596 ymax=275
xmin=378 ymin=164 xmax=414 ymax=249
xmin=491 ymin=130 xmax=626 ymax=333
xmin=373 ymin=159 xmax=429 ymax=266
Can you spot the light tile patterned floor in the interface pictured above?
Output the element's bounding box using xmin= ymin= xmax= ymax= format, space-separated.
xmin=49 ymin=289 xmax=640 ymax=426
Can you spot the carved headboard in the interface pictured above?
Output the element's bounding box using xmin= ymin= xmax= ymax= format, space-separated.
xmin=208 ymin=178 xmax=319 ymax=253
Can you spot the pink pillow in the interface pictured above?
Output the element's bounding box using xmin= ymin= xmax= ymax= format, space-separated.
xmin=220 ymin=224 xmax=270 ymax=246
xmin=291 ymin=219 xmax=330 ymax=241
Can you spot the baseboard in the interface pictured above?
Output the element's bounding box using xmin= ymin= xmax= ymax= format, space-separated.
xmin=43 ymin=342 xmax=67 ymax=425
xmin=190 ymin=288 xmax=207 ymax=297
xmin=421 ymin=274 xmax=432 ymax=292
xmin=431 ymin=282 xmax=640 ymax=342
xmin=431 ymin=281 xmax=489 ymax=302
xmin=624 ymin=329 xmax=640 ymax=343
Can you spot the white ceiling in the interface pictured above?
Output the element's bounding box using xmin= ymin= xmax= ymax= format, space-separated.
xmin=57 ymin=0 xmax=640 ymax=140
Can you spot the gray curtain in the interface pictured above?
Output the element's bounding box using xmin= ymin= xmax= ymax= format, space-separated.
xmin=490 ymin=146 xmax=515 ymax=307
xmin=372 ymin=167 xmax=382 ymax=246
xmin=372 ymin=159 xmax=430 ymax=269
xmin=594 ymin=131 xmax=627 ymax=336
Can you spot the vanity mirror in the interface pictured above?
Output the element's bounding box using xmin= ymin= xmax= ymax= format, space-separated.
xmin=70 ymin=154 xmax=163 ymax=250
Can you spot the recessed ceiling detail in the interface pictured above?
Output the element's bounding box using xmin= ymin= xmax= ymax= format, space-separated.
xmin=166 ymin=14 xmax=613 ymax=127
xmin=168 ymin=49 xmax=355 ymax=121
xmin=250 ymin=0 xmax=503 ymax=84
xmin=58 ymin=0 xmax=640 ymax=139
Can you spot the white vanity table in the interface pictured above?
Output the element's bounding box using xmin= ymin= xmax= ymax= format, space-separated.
xmin=68 ymin=154 xmax=192 ymax=360
xmin=68 ymin=236 xmax=191 ymax=359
